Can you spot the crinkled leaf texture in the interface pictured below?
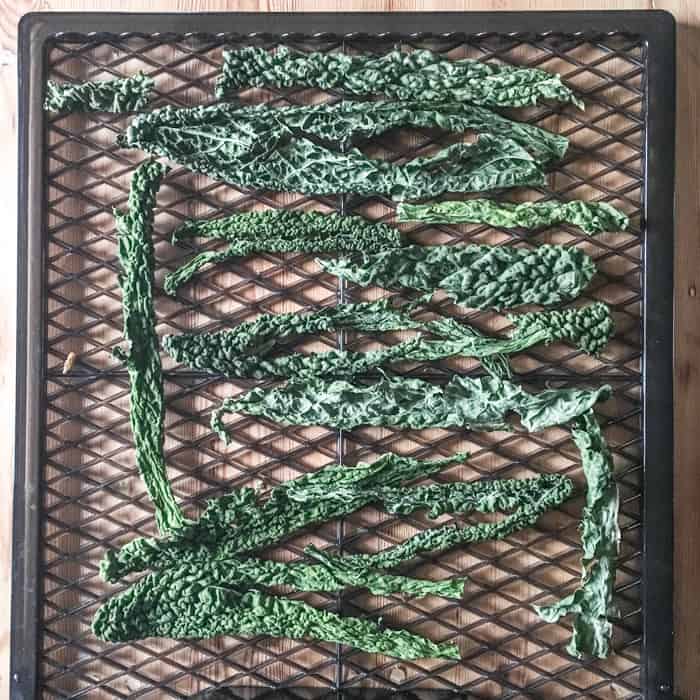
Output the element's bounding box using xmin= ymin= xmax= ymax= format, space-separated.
xmin=164 ymin=210 xmax=403 ymax=295
xmin=100 ymin=453 xmax=471 ymax=581
xmin=319 ymin=244 xmax=596 ymax=311
xmin=100 ymin=455 xmax=572 ymax=589
xmin=163 ymin=300 xmax=613 ymax=379
xmin=212 ymin=374 xmax=611 ymax=442
xmin=535 ymin=411 xmax=619 ymax=658
xmin=95 ymin=452 xmax=573 ymax=659
xmin=114 ymin=161 xmax=183 ymax=533
xmin=44 ymin=72 xmax=154 ymax=113
xmin=217 ymin=47 xmax=583 ymax=110
xmin=119 ymin=102 xmax=562 ymax=199
xmin=397 ymin=199 xmax=629 ymax=235
xmin=92 ymin=570 xmax=461 ymax=659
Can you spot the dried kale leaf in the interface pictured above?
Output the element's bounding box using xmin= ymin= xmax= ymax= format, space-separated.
xmin=129 ymin=98 xmax=568 ymax=167
xmin=163 ymin=300 xmax=613 ymax=379
xmin=164 ymin=210 xmax=403 ymax=295
xmin=120 ymin=103 xmax=552 ymax=199
xmin=113 ymin=160 xmax=184 ymax=532
xmin=535 ymin=410 xmax=619 ymax=658
xmin=217 ymin=47 xmax=583 ymax=110
xmin=171 ymin=208 xmax=403 ymax=246
xmin=44 ymin=72 xmax=154 ymax=113
xmin=101 ymin=453 xmax=471 ymax=581
xmin=397 ymin=199 xmax=629 ymax=235
xmin=310 ymin=472 xmax=573 ymax=572
xmin=212 ymin=374 xmax=612 ymax=443
xmin=319 ymin=244 xmax=596 ymax=311
xmin=92 ymin=571 xmax=461 ymax=659
xmin=274 ymin=99 xmax=568 ymax=164
xmin=158 ymin=552 xmax=467 ymax=599
xmin=508 ymin=303 xmax=613 ymax=356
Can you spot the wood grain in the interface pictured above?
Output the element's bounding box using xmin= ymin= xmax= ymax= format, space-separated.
xmin=1 ymin=2 xmax=695 ymax=699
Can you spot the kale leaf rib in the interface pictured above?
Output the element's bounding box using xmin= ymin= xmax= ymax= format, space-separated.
xmin=397 ymin=199 xmax=629 ymax=235
xmin=163 ymin=301 xmax=613 ymax=379
xmin=114 ymin=160 xmax=184 ymax=533
xmin=212 ymin=374 xmax=612 ymax=444
xmin=164 ymin=210 xmax=403 ymax=295
xmin=319 ymin=244 xmax=596 ymax=311
xmin=535 ymin=410 xmax=619 ymax=658
xmin=119 ymin=102 xmax=556 ymax=199
xmin=44 ymin=72 xmax=154 ymax=113
xmin=217 ymin=47 xmax=583 ymax=110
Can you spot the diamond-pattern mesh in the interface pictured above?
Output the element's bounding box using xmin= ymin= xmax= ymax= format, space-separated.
xmin=41 ymin=31 xmax=645 ymax=699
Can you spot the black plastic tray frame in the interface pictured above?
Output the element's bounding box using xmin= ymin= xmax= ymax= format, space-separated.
xmin=13 ymin=11 xmax=675 ymax=700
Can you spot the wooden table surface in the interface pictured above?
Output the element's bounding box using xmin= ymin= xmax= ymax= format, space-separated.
xmin=0 ymin=1 xmax=695 ymax=698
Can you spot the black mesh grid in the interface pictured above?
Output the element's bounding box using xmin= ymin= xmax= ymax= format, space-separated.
xmin=42 ymin=31 xmax=645 ymax=699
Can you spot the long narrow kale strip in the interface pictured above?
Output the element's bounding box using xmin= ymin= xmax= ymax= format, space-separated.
xmin=162 ymin=301 xmax=613 ymax=379
xmin=129 ymin=100 xmax=567 ymax=166
xmin=101 ymin=453 xmax=470 ymax=581
xmin=397 ymin=199 xmax=629 ymax=235
xmin=120 ymin=103 xmax=551 ymax=199
xmin=176 ymin=553 xmax=467 ymax=599
xmin=309 ymin=472 xmax=573 ymax=573
xmin=114 ymin=160 xmax=184 ymax=532
xmin=92 ymin=573 xmax=461 ymax=659
xmin=44 ymin=72 xmax=154 ymax=113
xmin=164 ymin=210 xmax=403 ymax=295
xmin=212 ymin=375 xmax=612 ymax=444
xmin=171 ymin=209 xmax=402 ymax=245
xmin=275 ymin=99 xmax=568 ymax=164
xmin=161 ymin=298 xmax=508 ymax=378
xmin=217 ymin=47 xmax=583 ymax=110
xmin=535 ymin=410 xmax=619 ymax=658
xmin=319 ymin=244 xmax=595 ymax=311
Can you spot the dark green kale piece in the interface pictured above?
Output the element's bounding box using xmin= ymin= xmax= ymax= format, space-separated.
xmin=44 ymin=72 xmax=154 ymax=112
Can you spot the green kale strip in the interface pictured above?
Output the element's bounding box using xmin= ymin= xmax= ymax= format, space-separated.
xmin=216 ymin=47 xmax=583 ymax=110
xmin=164 ymin=210 xmax=403 ymax=295
xmin=212 ymin=374 xmax=612 ymax=444
xmin=308 ymin=472 xmax=573 ymax=572
xmin=119 ymin=102 xmax=556 ymax=199
xmin=397 ymin=199 xmax=629 ymax=235
xmin=113 ymin=161 xmax=184 ymax=533
xmin=171 ymin=209 xmax=402 ymax=245
xmin=320 ymin=244 xmax=596 ymax=311
xmin=92 ymin=574 xmax=461 ymax=659
xmin=162 ymin=300 xmax=613 ymax=380
xmin=101 ymin=453 xmax=471 ymax=581
xmin=44 ymin=72 xmax=154 ymax=113
xmin=535 ymin=410 xmax=619 ymax=658
xmin=273 ymin=99 xmax=567 ymax=164
xmin=191 ymin=553 xmax=467 ymax=598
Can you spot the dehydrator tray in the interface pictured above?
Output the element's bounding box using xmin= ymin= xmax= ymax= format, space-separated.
xmin=13 ymin=11 xmax=675 ymax=700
